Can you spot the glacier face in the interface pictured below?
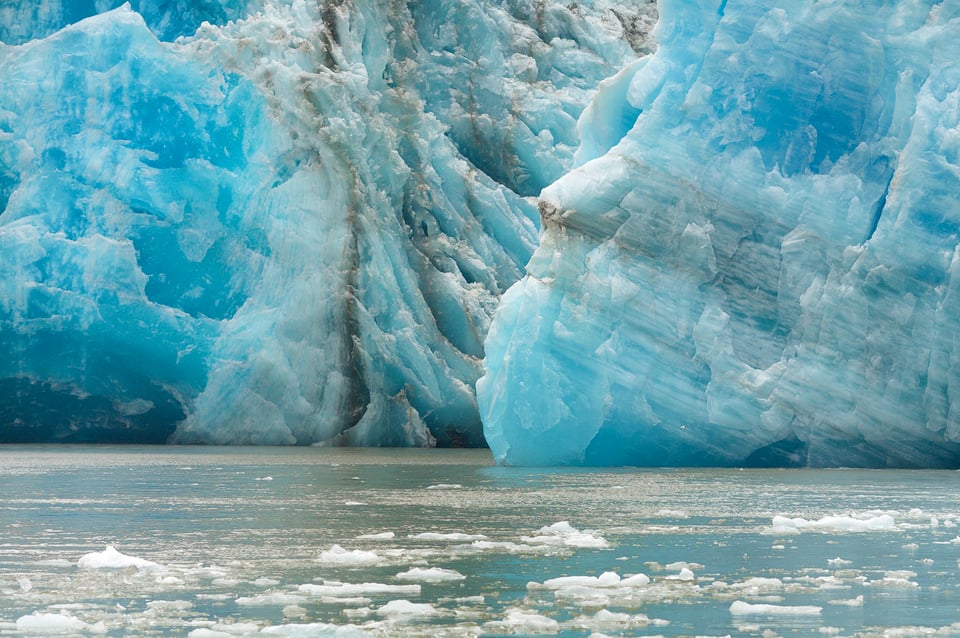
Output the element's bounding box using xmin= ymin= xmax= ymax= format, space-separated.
xmin=0 ymin=1 xmax=647 ymax=444
xmin=479 ymin=0 xmax=960 ymax=467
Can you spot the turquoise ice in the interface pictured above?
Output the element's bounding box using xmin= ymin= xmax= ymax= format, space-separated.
xmin=0 ymin=0 xmax=644 ymax=444
xmin=479 ymin=0 xmax=960 ymax=467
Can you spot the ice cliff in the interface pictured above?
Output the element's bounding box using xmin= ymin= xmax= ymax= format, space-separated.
xmin=479 ymin=0 xmax=960 ymax=467
xmin=0 ymin=1 xmax=649 ymax=443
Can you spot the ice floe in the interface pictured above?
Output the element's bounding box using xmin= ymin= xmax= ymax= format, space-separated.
xmin=77 ymin=546 xmax=162 ymax=571
xmin=395 ymin=568 xmax=466 ymax=583
xmin=770 ymin=513 xmax=897 ymax=534
xmin=15 ymin=613 xmax=105 ymax=634
xmin=520 ymin=521 xmax=609 ymax=548
xmin=729 ymin=601 xmax=822 ymax=616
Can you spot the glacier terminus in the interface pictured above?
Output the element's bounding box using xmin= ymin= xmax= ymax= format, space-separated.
xmin=4 ymin=0 xmax=960 ymax=468
xmin=479 ymin=0 xmax=960 ymax=467
xmin=0 ymin=0 xmax=647 ymax=446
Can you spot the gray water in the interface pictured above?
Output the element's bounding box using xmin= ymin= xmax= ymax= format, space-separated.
xmin=0 ymin=446 xmax=958 ymax=636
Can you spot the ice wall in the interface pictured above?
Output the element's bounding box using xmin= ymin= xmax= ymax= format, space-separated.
xmin=479 ymin=0 xmax=960 ymax=467
xmin=0 ymin=1 xmax=649 ymax=444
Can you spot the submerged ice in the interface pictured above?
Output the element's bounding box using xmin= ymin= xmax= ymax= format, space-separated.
xmin=0 ymin=1 xmax=647 ymax=444
xmin=479 ymin=0 xmax=960 ymax=467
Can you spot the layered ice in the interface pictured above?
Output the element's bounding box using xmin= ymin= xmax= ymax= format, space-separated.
xmin=479 ymin=0 xmax=960 ymax=467
xmin=0 ymin=1 xmax=648 ymax=444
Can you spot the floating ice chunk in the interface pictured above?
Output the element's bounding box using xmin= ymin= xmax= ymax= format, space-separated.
xmin=729 ymin=601 xmax=822 ymax=616
xmin=316 ymin=545 xmax=382 ymax=567
xmin=355 ymin=532 xmax=395 ymax=540
xmin=375 ymin=600 xmax=438 ymax=618
xmin=156 ymin=576 xmax=184 ymax=585
xmin=814 ymin=576 xmax=849 ymax=591
xmin=212 ymin=578 xmax=242 ymax=587
xmin=536 ymin=571 xmax=620 ymax=589
xmin=282 ymin=605 xmax=307 ymax=618
xmin=565 ymin=609 xmax=661 ymax=631
xmin=260 ymin=622 xmax=374 ymax=637
xmin=770 ymin=514 xmax=897 ymax=534
xmin=409 ymin=532 xmax=488 ymax=542
xmin=77 ymin=545 xmax=162 ymax=571
xmin=484 ymin=608 xmax=560 ymax=634
xmin=298 ymin=582 xmax=421 ymax=598
xmin=251 ymin=578 xmax=280 ymax=587
xmin=467 ymin=540 xmax=545 ymax=554
xmin=235 ymin=593 xmax=308 ymax=607
xmin=666 ymin=567 xmax=696 ymax=581
xmin=828 ymin=595 xmax=864 ymax=607
xmin=15 ymin=613 xmax=104 ymax=634
xmin=189 ymin=623 xmax=261 ymax=637
xmin=395 ymin=567 xmax=465 ymax=582
xmin=730 ymin=577 xmax=783 ymax=593
xmin=621 ymin=573 xmax=652 ymax=587
xmin=827 ymin=557 xmax=852 ymax=566
xmin=867 ymin=571 xmax=919 ymax=588
xmin=521 ymin=521 xmax=609 ymax=548
xmin=147 ymin=600 xmax=193 ymax=612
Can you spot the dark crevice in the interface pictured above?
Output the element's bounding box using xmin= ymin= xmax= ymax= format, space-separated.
xmin=340 ymin=172 xmax=371 ymax=438
xmin=865 ymin=167 xmax=894 ymax=243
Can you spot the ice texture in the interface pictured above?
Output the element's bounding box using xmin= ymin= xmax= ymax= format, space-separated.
xmin=0 ymin=1 xmax=647 ymax=444
xmin=479 ymin=0 xmax=960 ymax=467
xmin=0 ymin=0 xmax=261 ymax=44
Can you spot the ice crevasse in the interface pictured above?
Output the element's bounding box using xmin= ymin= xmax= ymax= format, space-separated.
xmin=479 ymin=0 xmax=960 ymax=467
xmin=0 ymin=0 xmax=649 ymax=444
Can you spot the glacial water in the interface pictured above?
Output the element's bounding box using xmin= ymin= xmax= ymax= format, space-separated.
xmin=0 ymin=447 xmax=958 ymax=637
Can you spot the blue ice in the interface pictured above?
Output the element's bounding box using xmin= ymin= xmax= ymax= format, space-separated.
xmin=479 ymin=0 xmax=960 ymax=468
xmin=0 ymin=0 xmax=641 ymax=445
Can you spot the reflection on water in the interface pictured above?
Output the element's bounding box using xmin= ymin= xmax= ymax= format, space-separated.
xmin=0 ymin=445 xmax=958 ymax=636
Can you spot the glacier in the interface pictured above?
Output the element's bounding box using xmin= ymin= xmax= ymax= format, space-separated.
xmin=0 ymin=0 xmax=649 ymax=444
xmin=479 ymin=0 xmax=960 ymax=467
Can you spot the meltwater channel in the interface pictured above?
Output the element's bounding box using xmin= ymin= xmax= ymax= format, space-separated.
xmin=1 ymin=446 xmax=958 ymax=637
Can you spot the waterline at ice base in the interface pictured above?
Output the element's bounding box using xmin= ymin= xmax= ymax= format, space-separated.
xmin=478 ymin=0 xmax=960 ymax=468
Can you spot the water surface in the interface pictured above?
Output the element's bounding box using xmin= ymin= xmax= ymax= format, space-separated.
xmin=1 ymin=446 xmax=958 ymax=636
